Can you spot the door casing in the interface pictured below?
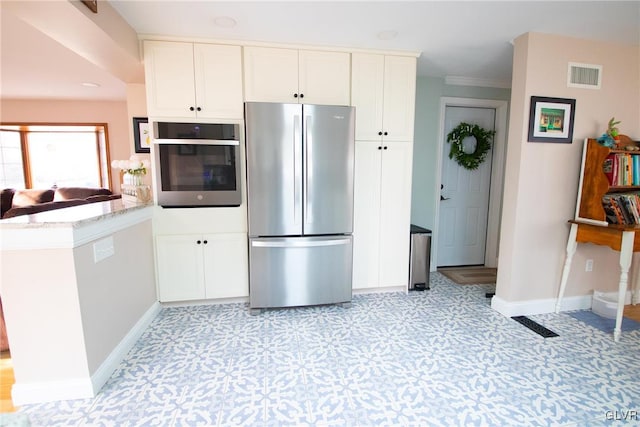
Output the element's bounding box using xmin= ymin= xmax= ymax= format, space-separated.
xmin=432 ymin=97 xmax=508 ymax=270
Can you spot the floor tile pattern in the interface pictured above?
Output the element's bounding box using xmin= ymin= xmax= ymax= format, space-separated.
xmin=16 ymin=273 xmax=640 ymax=426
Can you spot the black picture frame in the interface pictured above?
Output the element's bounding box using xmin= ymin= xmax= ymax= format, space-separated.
xmin=81 ymin=0 xmax=98 ymax=13
xmin=133 ymin=117 xmax=150 ymax=153
xmin=527 ymin=96 xmax=576 ymax=143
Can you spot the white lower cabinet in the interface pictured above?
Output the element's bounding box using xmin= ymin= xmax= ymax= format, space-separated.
xmin=156 ymin=233 xmax=248 ymax=302
xmin=352 ymin=140 xmax=413 ymax=290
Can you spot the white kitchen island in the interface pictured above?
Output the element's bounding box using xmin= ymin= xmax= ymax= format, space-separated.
xmin=0 ymin=200 xmax=159 ymax=405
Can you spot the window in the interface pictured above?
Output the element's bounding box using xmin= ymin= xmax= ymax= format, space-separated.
xmin=0 ymin=124 xmax=112 ymax=190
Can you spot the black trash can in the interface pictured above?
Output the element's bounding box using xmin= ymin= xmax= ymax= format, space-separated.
xmin=409 ymin=224 xmax=431 ymax=291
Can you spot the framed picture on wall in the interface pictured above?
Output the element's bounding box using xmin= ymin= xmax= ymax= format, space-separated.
xmin=133 ymin=117 xmax=150 ymax=153
xmin=527 ymin=96 xmax=576 ymax=143
xmin=81 ymin=0 xmax=97 ymax=13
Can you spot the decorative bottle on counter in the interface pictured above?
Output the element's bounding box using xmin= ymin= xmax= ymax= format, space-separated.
xmin=122 ymin=172 xmax=151 ymax=204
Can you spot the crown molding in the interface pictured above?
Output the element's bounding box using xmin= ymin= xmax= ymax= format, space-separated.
xmin=445 ymin=75 xmax=511 ymax=89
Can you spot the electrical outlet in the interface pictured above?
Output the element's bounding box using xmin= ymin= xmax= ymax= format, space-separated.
xmin=586 ymin=259 xmax=594 ymax=272
xmin=93 ymin=236 xmax=114 ymax=263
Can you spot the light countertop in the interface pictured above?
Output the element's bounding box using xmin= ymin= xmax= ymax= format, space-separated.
xmin=0 ymin=200 xmax=155 ymax=250
xmin=0 ymin=200 xmax=152 ymax=229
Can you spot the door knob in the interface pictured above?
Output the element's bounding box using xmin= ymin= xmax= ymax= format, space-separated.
xmin=378 ymin=131 xmax=383 ymax=136
xmin=293 ymin=93 xmax=298 ymax=98
xmin=189 ymin=106 xmax=195 ymax=111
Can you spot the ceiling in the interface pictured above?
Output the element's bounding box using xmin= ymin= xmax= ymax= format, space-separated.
xmin=2 ymin=1 xmax=639 ymax=101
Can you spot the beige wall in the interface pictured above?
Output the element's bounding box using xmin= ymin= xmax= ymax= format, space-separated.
xmin=1 ymin=99 xmax=129 ymax=193
xmin=0 ymin=216 xmax=157 ymax=397
xmin=497 ymin=33 xmax=640 ymax=306
xmin=74 ymin=220 xmax=156 ymax=373
xmin=126 ymin=83 xmax=151 ymax=187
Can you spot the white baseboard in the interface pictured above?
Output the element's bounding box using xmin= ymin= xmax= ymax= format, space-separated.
xmin=12 ymin=302 xmax=161 ymax=406
xmin=491 ymin=295 xmax=592 ymax=317
xmin=90 ymin=301 xmax=162 ymax=394
xmin=12 ymin=379 xmax=94 ymax=405
xmin=161 ymin=296 xmax=248 ymax=308
xmin=491 ymin=291 xmax=633 ymax=318
xmin=353 ymin=286 xmax=405 ymax=295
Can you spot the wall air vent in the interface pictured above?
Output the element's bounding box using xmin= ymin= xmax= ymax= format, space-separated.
xmin=568 ymin=62 xmax=602 ymax=89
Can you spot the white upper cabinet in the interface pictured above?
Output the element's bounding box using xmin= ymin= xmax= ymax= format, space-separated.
xmin=298 ymin=50 xmax=351 ymax=106
xmin=243 ymin=47 xmax=299 ymax=104
xmin=144 ymin=40 xmax=243 ymax=119
xmin=351 ymin=53 xmax=417 ymax=142
xmin=244 ymin=46 xmax=351 ymax=105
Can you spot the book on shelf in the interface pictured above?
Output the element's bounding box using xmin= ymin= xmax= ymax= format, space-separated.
xmin=633 ymin=155 xmax=640 ymax=185
xmin=619 ymin=194 xmax=637 ymax=224
xmin=603 ymin=152 xmax=640 ymax=187
xmin=603 ymin=153 xmax=618 ymax=186
xmin=602 ymin=192 xmax=640 ymax=225
xmin=602 ymin=195 xmax=622 ymax=224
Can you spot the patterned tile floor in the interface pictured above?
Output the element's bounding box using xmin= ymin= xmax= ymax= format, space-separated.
xmin=15 ymin=273 xmax=640 ymax=426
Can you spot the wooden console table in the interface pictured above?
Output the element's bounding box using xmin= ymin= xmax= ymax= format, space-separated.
xmin=556 ymin=220 xmax=640 ymax=341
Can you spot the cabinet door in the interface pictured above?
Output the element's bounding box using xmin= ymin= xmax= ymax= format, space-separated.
xmin=144 ymin=41 xmax=197 ymax=118
xmin=193 ymin=44 xmax=244 ymax=119
xmin=351 ymin=53 xmax=385 ymax=141
xmin=298 ymin=50 xmax=351 ymax=106
xmin=382 ymin=56 xmax=417 ymax=142
xmin=203 ymin=233 xmax=249 ymax=299
xmin=352 ymin=140 xmax=382 ymax=289
xmin=155 ymin=235 xmax=205 ymax=302
xmin=378 ymin=141 xmax=413 ymax=287
xmin=243 ymin=46 xmax=299 ymax=103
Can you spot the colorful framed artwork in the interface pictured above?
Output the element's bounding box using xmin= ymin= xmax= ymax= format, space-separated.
xmin=527 ymin=96 xmax=576 ymax=143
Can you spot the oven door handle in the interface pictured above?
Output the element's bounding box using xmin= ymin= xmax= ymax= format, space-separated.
xmin=154 ymin=139 xmax=239 ymax=146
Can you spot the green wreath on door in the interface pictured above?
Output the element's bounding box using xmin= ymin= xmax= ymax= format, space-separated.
xmin=446 ymin=122 xmax=496 ymax=170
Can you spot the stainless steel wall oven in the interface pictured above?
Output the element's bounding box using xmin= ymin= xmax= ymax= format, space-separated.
xmin=152 ymin=122 xmax=241 ymax=207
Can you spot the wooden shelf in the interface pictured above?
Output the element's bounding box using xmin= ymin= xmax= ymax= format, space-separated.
xmin=560 ymin=137 xmax=640 ymax=342
xmin=608 ymin=186 xmax=640 ymax=192
xmin=576 ymin=138 xmax=640 ymax=224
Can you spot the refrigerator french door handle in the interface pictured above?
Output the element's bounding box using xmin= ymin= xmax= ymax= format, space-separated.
xmin=304 ymin=115 xmax=313 ymax=224
xmin=294 ymin=114 xmax=302 ymax=226
xmin=251 ymin=238 xmax=351 ymax=248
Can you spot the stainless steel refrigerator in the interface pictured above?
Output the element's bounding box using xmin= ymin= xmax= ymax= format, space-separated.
xmin=245 ymin=102 xmax=355 ymax=311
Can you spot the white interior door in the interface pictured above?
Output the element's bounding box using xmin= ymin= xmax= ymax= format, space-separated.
xmin=437 ymin=106 xmax=496 ymax=267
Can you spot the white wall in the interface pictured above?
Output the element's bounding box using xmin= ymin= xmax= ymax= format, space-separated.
xmin=1 ymin=248 xmax=90 ymax=383
xmin=495 ymin=32 xmax=640 ymax=313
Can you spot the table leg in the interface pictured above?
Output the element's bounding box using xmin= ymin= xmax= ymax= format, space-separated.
xmin=633 ymin=254 xmax=640 ymax=305
xmin=556 ymin=223 xmax=578 ymax=313
xmin=614 ymin=231 xmax=634 ymax=342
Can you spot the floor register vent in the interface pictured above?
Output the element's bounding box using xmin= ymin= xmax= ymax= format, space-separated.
xmin=568 ymin=62 xmax=602 ymax=89
xmin=511 ymin=316 xmax=559 ymax=338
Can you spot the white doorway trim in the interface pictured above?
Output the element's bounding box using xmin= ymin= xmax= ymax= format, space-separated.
xmin=432 ymin=97 xmax=508 ymax=270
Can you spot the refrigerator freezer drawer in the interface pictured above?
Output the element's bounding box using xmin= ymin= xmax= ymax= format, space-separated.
xmin=249 ymin=236 xmax=353 ymax=309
